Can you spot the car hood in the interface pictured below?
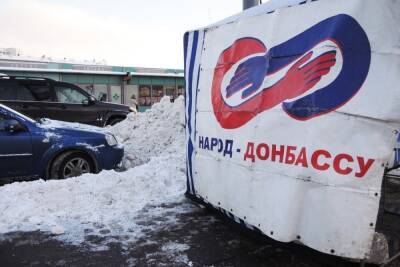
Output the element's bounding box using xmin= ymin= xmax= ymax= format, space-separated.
xmin=35 ymin=119 xmax=108 ymax=137
xmin=97 ymin=101 xmax=131 ymax=111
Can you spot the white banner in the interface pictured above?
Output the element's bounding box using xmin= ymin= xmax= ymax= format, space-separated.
xmin=185 ymin=0 xmax=400 ymax=260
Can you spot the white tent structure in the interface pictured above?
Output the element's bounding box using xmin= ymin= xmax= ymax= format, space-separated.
xmin=184 ymin=0 xmax=400 ymax=263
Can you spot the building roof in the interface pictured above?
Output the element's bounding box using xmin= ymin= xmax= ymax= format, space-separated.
xmin=0 ymin=56 xmax=184 ymax=77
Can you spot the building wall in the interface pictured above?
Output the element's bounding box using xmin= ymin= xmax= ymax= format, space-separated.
xmin=0 ymin=70 xmax=184 ymax=112
xmin=128 ymin=76 xmax=185 ymax=112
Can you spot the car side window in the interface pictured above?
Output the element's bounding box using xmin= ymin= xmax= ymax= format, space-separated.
xmin=54 ymin=85 xmax=88 ymax=104
xmin=16 ymin=85 xmax=35 ymax=101
xmin=0 ymin=81 xmax=18 ymax=100
xmin=22 ymin=83 xmax=52 ymax=101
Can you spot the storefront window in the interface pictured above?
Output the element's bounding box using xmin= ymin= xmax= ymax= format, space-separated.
xmin=76 ymin=84 xmax=107 ymax=102
xmin=165 ymin=87 xmax=176 ymax=96
xmin=177 ymin=86 xmax=185 ymax=97
xmin=139 ymin=85 xmax=151 ymax=106
xmin=94 ymin=85 xmax=108 ymax=102
xmin=151 ymin=85 xmax=163 ymax=104
xmin=165 ymin=86 xmax=176 ymax=102
xmin=110 ymin=86 xmax=122 ymax=104
xmin=124 ymin=85 xmax=139 ymax=107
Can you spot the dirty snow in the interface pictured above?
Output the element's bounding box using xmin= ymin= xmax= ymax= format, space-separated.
xmin=0 ymin=96 xmax=191 ymax=251
xmin=42 ymin=131 xmax=61 ymax=143
xmin=76 ymin=142 xmax=106 ymax=153
xmin=110 ymin=96 xmax=186 ymax=169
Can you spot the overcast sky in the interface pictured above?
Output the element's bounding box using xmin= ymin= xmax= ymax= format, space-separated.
xmin=0 ymin=0 xmax=242 ymax=69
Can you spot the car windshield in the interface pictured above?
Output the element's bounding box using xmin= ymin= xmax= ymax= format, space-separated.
xmin=0 ymin=103 xmax=36 ymax=123
xmin=54 ymin=85 xmax=88 ymax=104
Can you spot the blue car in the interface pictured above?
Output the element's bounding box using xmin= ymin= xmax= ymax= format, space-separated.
xmin=0 ymin=104 xmax=123 ymax=181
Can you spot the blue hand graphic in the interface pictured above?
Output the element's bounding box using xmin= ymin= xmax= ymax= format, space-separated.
xmin=226 ymin=54 xmax=269 ymax=98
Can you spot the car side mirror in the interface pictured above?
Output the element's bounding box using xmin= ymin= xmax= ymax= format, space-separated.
xmin=4 ymin=119 xmax=26 ymax=133
xmin=89 ymin=96 xmax=96 ymax=103
xmin=83 ymin=96 xmax=96 ymax=106
xmin=99 ymin=93 xmax=107 ymax=102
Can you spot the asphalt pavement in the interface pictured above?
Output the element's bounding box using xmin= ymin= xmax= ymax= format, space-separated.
xmin=2 ymin=199 xmax=399 ymax=267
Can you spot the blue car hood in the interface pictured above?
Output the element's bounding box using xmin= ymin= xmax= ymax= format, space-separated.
xmin=35 ymin=119 xmax=108 ymax=138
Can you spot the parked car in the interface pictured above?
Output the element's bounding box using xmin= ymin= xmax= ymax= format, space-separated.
xmin=0 ymin=75 xmax=132 ymax=127
xmin=0 ymin=103 xmax=123 ymax=182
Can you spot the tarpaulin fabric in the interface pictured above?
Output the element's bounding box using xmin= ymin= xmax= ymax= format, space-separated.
xmin=185 ymin=0 xmax=400 ymax=260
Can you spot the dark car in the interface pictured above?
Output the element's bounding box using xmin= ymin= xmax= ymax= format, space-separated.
xmin=0 ymin=75 xmax=132 ymax=127
xmin=0 ymin=103 xmax=123 ymax=181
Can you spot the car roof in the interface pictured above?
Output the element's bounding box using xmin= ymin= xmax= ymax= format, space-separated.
xmin=0 ymin=75 xmax=54 ymax=83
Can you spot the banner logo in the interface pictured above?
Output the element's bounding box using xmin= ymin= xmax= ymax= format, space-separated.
xmin=211 ymin=14 xmax=371 ymax=129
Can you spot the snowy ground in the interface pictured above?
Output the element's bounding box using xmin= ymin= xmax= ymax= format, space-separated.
xmin=0 ymin=96 xmax=193 ymax=261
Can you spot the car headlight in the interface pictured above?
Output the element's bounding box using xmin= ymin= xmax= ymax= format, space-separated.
xmin=105 ymin=133 xmax=118 ymax=146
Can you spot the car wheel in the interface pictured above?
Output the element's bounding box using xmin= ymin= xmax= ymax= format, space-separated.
xmin=50 ymin=152 xmax=95 ymax=179
xmin=106 ymin=117 xmax=124 ymax=126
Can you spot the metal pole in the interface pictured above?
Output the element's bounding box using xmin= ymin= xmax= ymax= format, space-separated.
xmin=243 ymin=0 xmax=259 ymax=10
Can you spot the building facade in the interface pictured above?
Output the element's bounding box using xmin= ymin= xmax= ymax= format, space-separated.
xmin=0 ymin=57 xmax=184 ymax=112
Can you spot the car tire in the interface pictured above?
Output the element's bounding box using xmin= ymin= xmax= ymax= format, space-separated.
xmin=50 ymin=151 xmax=95 ymax=179
xmin=106 ymin=117 xmax=124 ymax=126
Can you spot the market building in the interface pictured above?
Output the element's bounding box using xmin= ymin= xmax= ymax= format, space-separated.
xmin=0 ymin=51 xmax=184 ymax=112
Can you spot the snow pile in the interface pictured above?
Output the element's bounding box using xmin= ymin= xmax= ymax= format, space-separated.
xmin=0 ymin=96 xmax=189 ymax=249
xmin=110 ymin=96 xmax=185 ymax=169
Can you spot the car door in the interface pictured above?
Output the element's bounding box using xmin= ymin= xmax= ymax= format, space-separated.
xmin=0 ymin=115 xmax=33 ymax=179
xmin=52 ymin=83 xmax=100 ymax=125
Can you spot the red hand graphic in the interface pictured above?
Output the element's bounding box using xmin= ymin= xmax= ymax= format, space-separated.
xmin=257 ymin=50 xmax=337 ymax=113
xmin=279 ymin=50 xmax=337 ymax=99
